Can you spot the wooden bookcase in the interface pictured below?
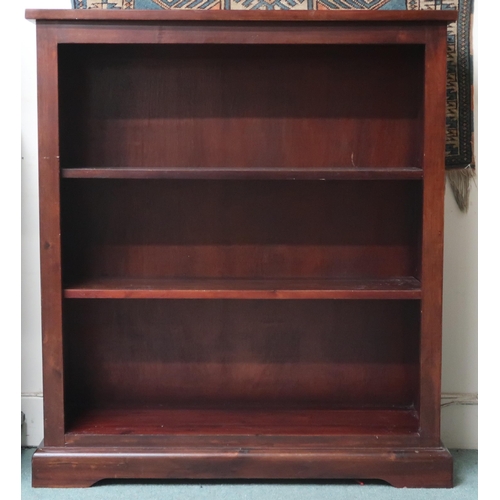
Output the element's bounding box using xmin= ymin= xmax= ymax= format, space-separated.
xmin=26 ymin=9 xmax=456 ymax=488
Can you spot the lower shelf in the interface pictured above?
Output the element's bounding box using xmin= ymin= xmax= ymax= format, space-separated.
xmin=66 ymin=407 xmax=419 ymax=437
xmin=32 ymin=444 xmax=453 ymax=488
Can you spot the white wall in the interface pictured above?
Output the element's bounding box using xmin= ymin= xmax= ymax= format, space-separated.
xmin=20 ymin=0 xmax=479 ymax=448
xmin=441 ymin=182 xmax=478 ymax=449
xmin=440 ymin=3 xmax=478 ymax=450
xmin=21 ymin=0 xmax=69 ymax=448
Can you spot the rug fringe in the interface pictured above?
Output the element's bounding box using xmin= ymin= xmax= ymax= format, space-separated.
xmin=446 ymin=167 xmax=475 ymax=213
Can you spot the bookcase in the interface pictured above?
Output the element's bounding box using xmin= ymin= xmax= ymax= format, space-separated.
xmin=26 ymin=9 xmax=456 ymax=488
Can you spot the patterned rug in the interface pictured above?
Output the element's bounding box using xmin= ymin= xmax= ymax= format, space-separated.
xmin=72 ymin=0 xmax=475 ymax=211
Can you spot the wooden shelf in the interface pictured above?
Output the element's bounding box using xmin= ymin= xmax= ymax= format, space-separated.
xmin=66 ymin=407 xmax=420 ymax=437
xmin=61 ymin=167 xmax=423 ymax=181
xmin=64 ymin=277 xmax=422 ymax=300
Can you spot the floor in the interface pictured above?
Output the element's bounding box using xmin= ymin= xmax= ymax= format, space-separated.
xmin=21 ymin=448 xmax=477 ymax=500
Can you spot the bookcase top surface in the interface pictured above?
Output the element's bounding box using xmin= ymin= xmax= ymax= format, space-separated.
xmin=26 ymin=9 xmax=457 ymax=23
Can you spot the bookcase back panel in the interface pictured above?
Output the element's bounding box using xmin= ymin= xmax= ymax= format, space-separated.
xmin=59 ymin=44 xmax=424 ymax=170
xmin=61 ymin=179 xmax=421 ymax=282
xmin=63 ymin=299 xmax=420 ymax=412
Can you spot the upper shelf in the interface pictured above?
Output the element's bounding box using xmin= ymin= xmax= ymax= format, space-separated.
xmin=64 ymin=277 xmax=422 ymax=300
xmin=61 ymin=167 xmax=423 ymax=181
xmin=25 ymin=10 xmax=457 ymax=23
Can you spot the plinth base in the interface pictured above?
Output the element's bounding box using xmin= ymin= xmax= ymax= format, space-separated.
xmin=32 ymin=443 xmax=453 ymax=488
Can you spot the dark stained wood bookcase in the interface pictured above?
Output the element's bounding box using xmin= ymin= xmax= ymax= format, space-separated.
xmin=26 ymin=9 xmax=457 ymax=488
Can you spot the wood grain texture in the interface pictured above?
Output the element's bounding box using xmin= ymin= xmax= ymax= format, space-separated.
xmin=30 ymin=9 xmax=453 ymax=488
xmin=64 ymin=277 xmax=422 ymax=300
xmin=25 ymin=9 xmax=458 ymax=22
xmin=61 ymin=167 xmax=423 ymax=180
xmin=419 ymin=25 xmax=448 ymax=443
xmin=62 ymin=299 xmax=420 ymax=415
xmin=32 ymin=445 xmax=453 ymax=488
xmin=36 ymin=24 xmax=65 ymax=447
xmin=59 ymin=44 xmax=424 ymax=171
xmin=37 ymin=22 xmax=435 ymax=46
xmin=63 ymin=430 xmax=433 ymax=449
xmin=60 ymin=180 xmax=421 ymax=282
xmin=67 ymin=408 xmax=419 ymax=436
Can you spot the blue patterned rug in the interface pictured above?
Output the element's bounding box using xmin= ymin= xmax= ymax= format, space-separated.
xmin=72 ymin=0 xmax=474 ymax=211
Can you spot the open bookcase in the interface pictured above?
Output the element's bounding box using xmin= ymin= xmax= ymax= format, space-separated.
xmin=27 ymin=9 xmax=456 ymax=488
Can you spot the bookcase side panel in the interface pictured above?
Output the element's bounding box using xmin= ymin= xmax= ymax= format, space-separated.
xmin=419 ymin=25 xmax=448 ymax=443
xmin=36 ymin=23 xmax=65 ymax=447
